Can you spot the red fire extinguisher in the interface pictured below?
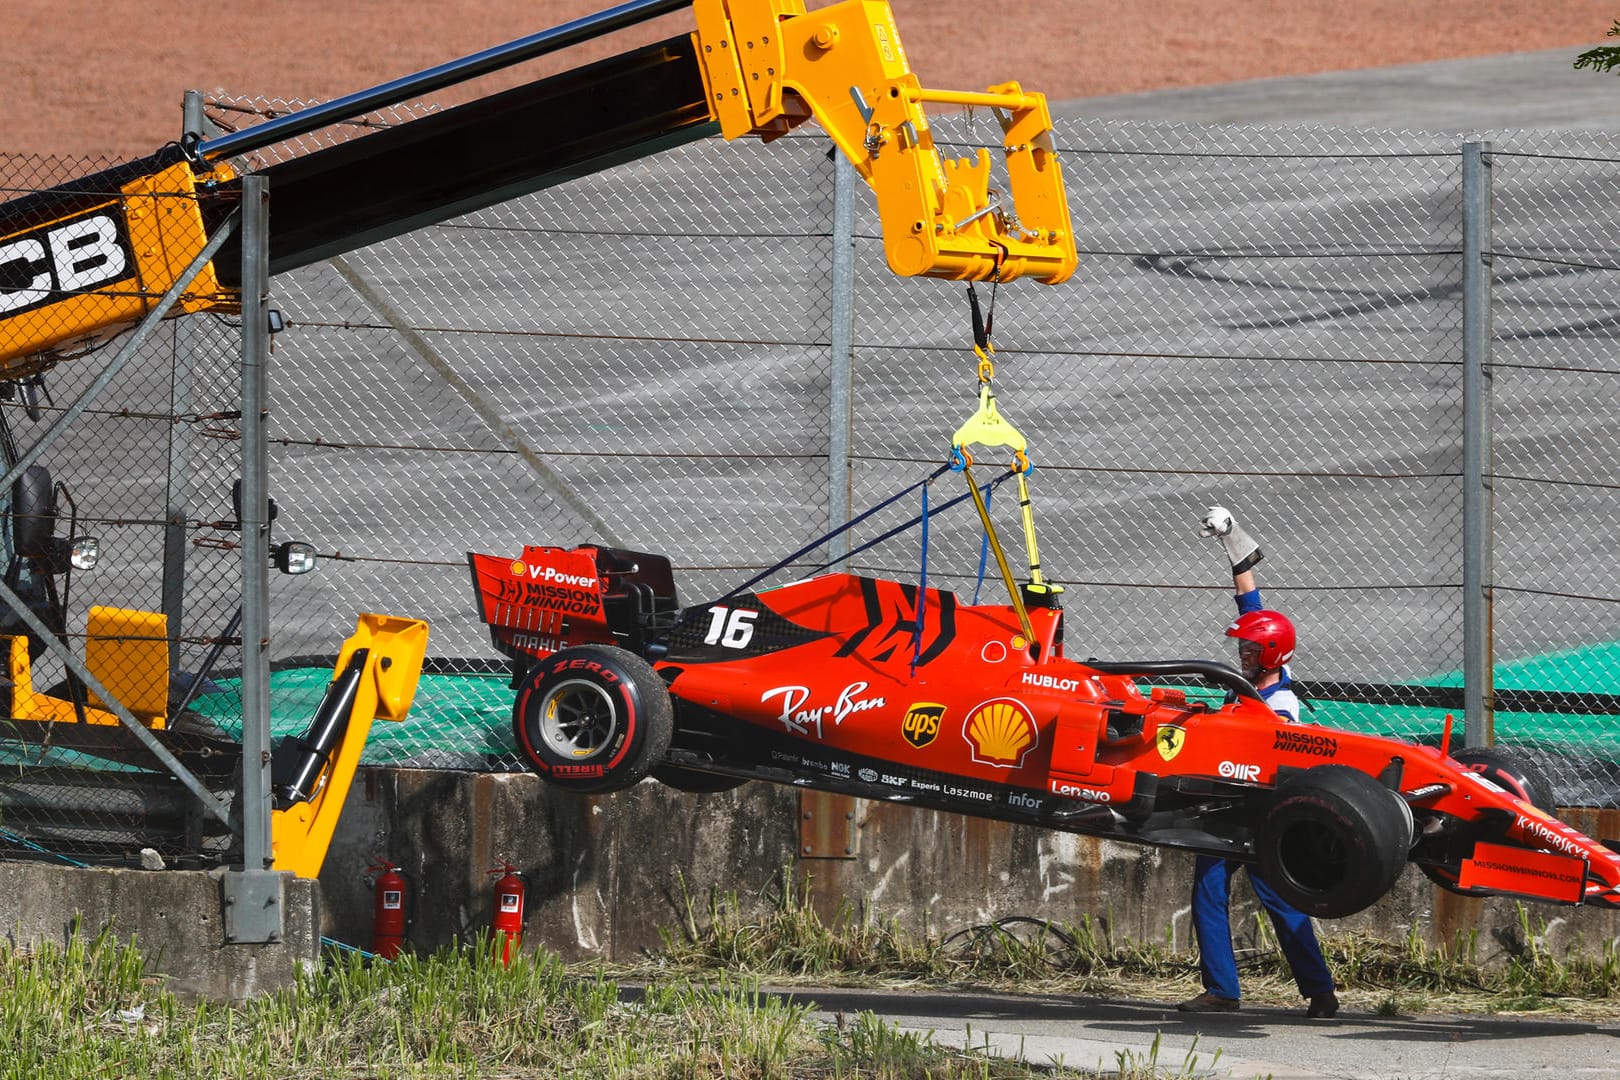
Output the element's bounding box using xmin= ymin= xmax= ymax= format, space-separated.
xmin=368 ymin=860 xmax=408 ymax=960
xmin=490 ymin=860 xmax=526 ymax=966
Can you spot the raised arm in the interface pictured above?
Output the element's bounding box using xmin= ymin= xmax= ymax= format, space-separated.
xmin=1198 ymin=505 xmax=1263 ymax=607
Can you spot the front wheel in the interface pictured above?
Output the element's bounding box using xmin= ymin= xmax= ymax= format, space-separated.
xmin=1421 ymin=745 xmax=1556 ymax=895
xmin=512 ymin=646 xmax=672 ymax=794
xmin=1450 ymin=746 xmax=1554 ymax=811
xmin=1256 ymin=764 xmax=1413 ymax=919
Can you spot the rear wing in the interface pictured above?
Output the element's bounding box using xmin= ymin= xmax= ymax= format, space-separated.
xmin=468 ymin=544 xmax=681 ymax=673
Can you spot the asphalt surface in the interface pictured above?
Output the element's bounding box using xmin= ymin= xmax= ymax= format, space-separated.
xmin=782 ymin=984 xmax=1620 ymax=1080
xmin=1060 ymin=46 xmax=1620 ymax=131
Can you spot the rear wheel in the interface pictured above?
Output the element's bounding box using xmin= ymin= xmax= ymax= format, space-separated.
xmin=1256 ymin=764 xmax=1413 ymax=918
xmin=512 ymin=646 xmax=672 ymax=794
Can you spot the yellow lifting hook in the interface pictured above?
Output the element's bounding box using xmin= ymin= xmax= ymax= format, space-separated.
xmin=949 ymin=370 xmax=1057 ymax=651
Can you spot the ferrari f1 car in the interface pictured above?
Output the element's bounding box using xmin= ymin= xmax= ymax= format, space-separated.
xmin=467 ymin=539 xmax=1620 ymax=920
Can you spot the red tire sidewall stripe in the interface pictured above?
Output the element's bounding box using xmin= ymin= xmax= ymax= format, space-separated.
xmin=514 ymin=657 xmax=640 ymax=776
xmin=600 ymin=675 xmax=639 ymax=771
xmin=513 ymin=678 xmax=550 ymax=774
xmin=1463 ymin=761 xmax=1532 ymax=804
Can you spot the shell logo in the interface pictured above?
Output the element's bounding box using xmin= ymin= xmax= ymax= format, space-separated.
xmin=962 ymin=698 xmax=1038 ymax=769
xmin=510 ymin=559 xmax=527 ymax=577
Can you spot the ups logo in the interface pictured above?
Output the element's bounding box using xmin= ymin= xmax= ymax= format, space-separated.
xmin=901 ymin=703 xmax=945 ymax=749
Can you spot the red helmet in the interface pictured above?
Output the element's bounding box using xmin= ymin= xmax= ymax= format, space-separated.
xmin=1225 ymin=609 xmax=1296 ymax=670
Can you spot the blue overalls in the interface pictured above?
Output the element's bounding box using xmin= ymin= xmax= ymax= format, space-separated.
xmin=1189 ymin=588 xmax=1335 ymax=1002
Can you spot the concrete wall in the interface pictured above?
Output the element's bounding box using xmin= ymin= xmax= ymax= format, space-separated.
xmin=0 ymin=864 xmax=319 ymax=1000
xmin=2 ymin=771 xmax=1614 ymax=1002
xmin=318 ymin=767 xmax=1620 ymax=968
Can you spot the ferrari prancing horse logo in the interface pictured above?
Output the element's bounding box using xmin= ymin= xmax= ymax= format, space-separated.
xmin=1157 ymin=725 xmax=1186 ymax=762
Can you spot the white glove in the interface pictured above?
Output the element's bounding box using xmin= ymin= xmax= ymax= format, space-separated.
xmin=1198 ymin=505 xmax=1263 ymax=574
xmin=1198 ymin=506 xmax=1233 ymax=538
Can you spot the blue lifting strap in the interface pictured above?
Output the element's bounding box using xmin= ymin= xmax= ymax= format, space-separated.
xmin=914 ymin=479 xmax=930 ymax=674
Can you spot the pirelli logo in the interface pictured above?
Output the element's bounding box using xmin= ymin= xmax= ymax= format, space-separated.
xmin=1 ymin=208 xmax=135 ymax=317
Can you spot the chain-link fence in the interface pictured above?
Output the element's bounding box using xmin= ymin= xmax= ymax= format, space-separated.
xmin=0 ymin=149 xmax=250 ymax=865
xmin=4 ymin=95 xmax=1619 ymax=865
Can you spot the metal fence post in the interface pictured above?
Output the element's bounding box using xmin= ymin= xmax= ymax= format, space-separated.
xmin=224 ymin=172 xmax=285 ymax=944
xmin=827 ymin=150 xmax=856 ymax=567
xmin=164 ymin=91 xmax=217 ymax=670
xmin=1461 ymin=140 xmax=1495 ymax=747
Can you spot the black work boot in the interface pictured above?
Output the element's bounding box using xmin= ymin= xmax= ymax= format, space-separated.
xmin=1177 ymin=991 xmax=1240 ymax=1013
xmin=1307 ymin=991 xmax=1339 ymax=1019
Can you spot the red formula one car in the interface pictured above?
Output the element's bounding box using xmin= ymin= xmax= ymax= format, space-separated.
xmin=467 ymin=542 xmax=1620 ymax=919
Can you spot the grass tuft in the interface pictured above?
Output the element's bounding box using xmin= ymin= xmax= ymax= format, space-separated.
xmin=10 ymin=877 xmax=1620 ymax=1079
xmin=0 ymin=927 xmax=1096 ymax=1079
xmin=647 ymin=871 xmax=1620 ymax=1020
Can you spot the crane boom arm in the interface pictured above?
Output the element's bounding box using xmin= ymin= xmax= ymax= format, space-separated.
xmin=0 ymin=0 xmax=1076 ymax=374
xmin=695 ymin=0 xmax=1074 ymax=284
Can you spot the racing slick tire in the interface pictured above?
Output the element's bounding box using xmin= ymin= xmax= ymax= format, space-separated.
xmin=653 ymin=764 xmax=750 ymax=794
xmin=1421 ymin=746 xmax=1556 ymax=896
xmin=1257 ymin=764 xmax=1414 ymax=919
xmin=512 ymin=645 xmax=673 ymax=794
xmin=1449 ymin=746 xmax=1555 ymax=811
